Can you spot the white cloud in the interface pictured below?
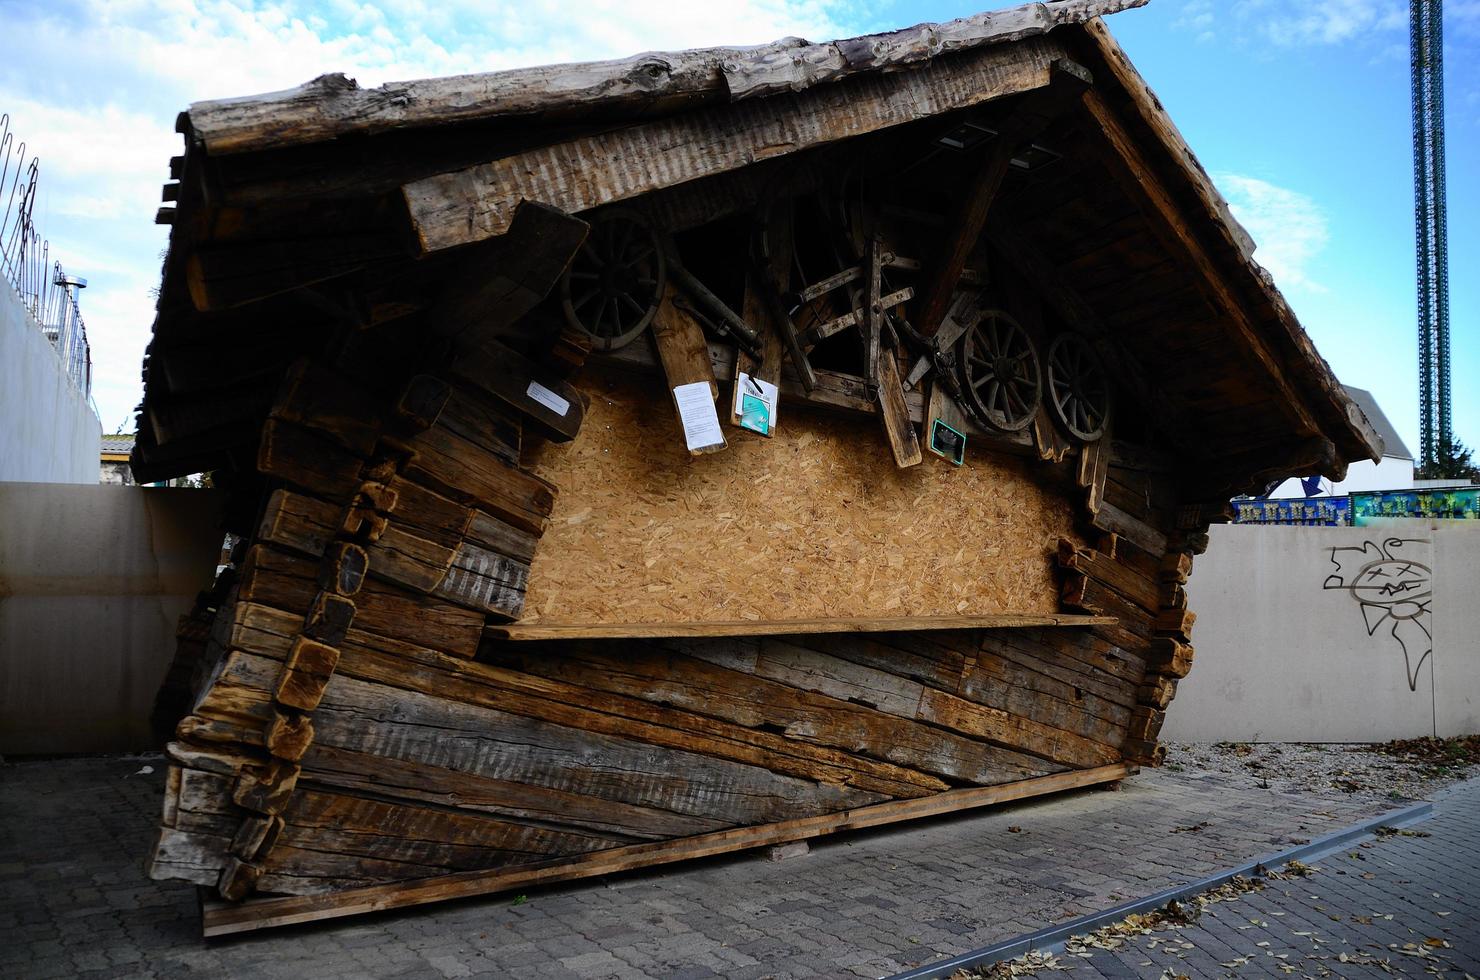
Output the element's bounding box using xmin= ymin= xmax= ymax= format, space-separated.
xmin=1172 ymin=0 xmax=1216 ymax=43
xmin=1214 ymin=172 xmax=1331 ymax=294
xmin=1251 ymin=0 xmax=1405 ymax=47
xmin=0 ymin=0 xmax=867 ymax=432
xmin=1173 ymin=0 xmax=1409 ymax=49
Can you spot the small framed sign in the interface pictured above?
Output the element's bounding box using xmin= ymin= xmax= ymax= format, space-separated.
xmin=929 ymin=418 xmax=966 ymax=466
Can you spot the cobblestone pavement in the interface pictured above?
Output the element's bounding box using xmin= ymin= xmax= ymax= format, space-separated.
xmin=1011 ymin=776 xmax=1480 ymax=979
xmin=0 ymin=753 xmax=1433 ymax=980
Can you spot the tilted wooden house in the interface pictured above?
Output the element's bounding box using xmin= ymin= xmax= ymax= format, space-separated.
xmin=135 ymin=0 xmax=1382 ymax=935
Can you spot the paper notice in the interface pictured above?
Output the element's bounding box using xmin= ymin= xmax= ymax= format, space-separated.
xmin=673 ymin=382 xmax=727 ymax=453
xmin=525 ymin=380 xmax=570 ymax=417
xmin=733 ymin=372 xmax=779 ymax=436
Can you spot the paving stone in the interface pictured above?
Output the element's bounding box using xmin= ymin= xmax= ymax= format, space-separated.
xmin=3 ymin=753 xmax=1471 ymax=979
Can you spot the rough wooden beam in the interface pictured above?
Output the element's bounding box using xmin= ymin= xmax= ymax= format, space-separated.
xmin=200 ymin=763 xmax=1135 ymax=936
xmin=731 ymin=223 xmax=791 ymax=431
xmin=401 ymin=36 xmax=1070 ymax=254
xmin=185 ymin=2 xmax=1143 ymax=156
xmin=1180 ymin=436 xmax=1339 ymax=501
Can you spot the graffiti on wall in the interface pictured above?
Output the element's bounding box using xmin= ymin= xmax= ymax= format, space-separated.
xmin=1322 ymin=538 xmax=1433 ymax=691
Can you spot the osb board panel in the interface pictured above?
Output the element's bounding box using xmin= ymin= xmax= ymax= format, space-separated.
xmin=521 ymin=369 xmax=1081 ymax=625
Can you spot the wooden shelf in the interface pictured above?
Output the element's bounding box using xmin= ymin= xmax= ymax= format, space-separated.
xmin=485 ymin=613 xmax=1115 ymax=642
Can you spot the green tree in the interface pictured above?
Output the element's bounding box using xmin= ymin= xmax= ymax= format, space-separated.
xmin=1417 ymin=436 xmax=1479 ymax=481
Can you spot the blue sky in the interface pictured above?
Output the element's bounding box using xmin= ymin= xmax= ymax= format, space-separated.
xmin=1 ymin=0 xmax=1474 ymax=457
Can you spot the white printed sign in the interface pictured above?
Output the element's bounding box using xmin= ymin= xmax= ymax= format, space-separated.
xmin=525 ymin=380 xmax=570 ymax=417
xmin=673 ymin=381 xmax=726 ymax=453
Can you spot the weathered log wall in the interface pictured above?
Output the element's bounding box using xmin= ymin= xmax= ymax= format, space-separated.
xmin=155 ymin=599 xmax=1138 ymax=896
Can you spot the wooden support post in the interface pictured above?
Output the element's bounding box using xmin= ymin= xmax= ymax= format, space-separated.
xmin=914 ymin=141 xmax=1015 ymax=339
xmin=915 ymin=61 xmax=1092 ymax=338
xmin=731 ymin=207 xmax=792 ymax=432
xmin=864 ymin=235 xmax=883 ymax=389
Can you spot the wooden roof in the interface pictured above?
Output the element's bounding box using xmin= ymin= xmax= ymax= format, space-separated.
xmin=134 ymin=0 xmax=1381 ymax=489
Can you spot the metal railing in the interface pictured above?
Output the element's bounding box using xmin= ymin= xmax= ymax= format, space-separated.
xmin=1 ymin=112 xmax=92 ymax=398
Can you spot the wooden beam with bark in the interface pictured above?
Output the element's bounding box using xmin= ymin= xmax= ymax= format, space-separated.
xmin=401 ymin=36 xmax=1071 ymax=253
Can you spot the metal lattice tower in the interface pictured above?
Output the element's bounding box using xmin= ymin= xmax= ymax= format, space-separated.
xmin=1411 ymin=0 xmax=1452 ymax=468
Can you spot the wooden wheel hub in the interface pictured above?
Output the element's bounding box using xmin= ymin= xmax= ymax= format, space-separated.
xmin=959 ymin=309 xmax=1042 ymax=432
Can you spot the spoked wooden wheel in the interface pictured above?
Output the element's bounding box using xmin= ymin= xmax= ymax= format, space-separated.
xmin=959 ymin=309 xmax=1042 ymax=432
xmin=560 ymin=209 xmax=666 ymax=350
xmin=1046 ymin=333 xmax=1111 ymax=441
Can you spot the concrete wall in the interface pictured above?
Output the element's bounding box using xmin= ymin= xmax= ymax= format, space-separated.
xmin=1164 ymin=520 xmax=1480 ymax=743
xmin=0 ymin=282 xmax=102 ymax=484
xmin=0 ymin=483 xmax=223 ymax=754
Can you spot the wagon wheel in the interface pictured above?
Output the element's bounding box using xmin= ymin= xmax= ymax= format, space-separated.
xmin=1045 ymin=333 xmax=1111 ymax=442
xmin=958 ymin=309 xmax=1041 ymax=432
xmin=560 ymin=209 xmax=666 ymax=351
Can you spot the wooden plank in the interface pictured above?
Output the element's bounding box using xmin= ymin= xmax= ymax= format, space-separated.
xmin=310 ymin=671 xmax=883 ymax=823
xmin=393 ymin=423 xmax=557 ymax=536
xmin=925 ymin=382 xmax=969 ymax=465
xmin=306 ymin=744 xmax=734 ymax=841
xmin=257 ymin=420 xmax=366 ymax=501
xmin=649 ymin=283 xmax=725 ymax=454
xmin=449 ymin=339 xmax=587 ymax=442
xmin=803 ymin=287 xmax=914 ymax=347
xmin=1057 ymin=538 xmax=1162 ymax=613
xmin=1090 ymin=500 xmax=1168 ymax=556
xmin=864 ymin=236 xmax=883 ymax=386
xmin=1076 ymin=438 xmax=1111 ymax=515
xmin=270 ymin=361 xmax=384 ymax=457
xmin=238 ymin=545 xmax=486 ymax=658
xmin=487 ymin=614 xmax=1113 ymax=641
xmin=201 ymin=763 xmax=1135 ymax=936
xmin=750 ymin=638 xmax=1117 ymax=768
xmin=732 ymin=199 xmax=792 ymax=429
xmin=402 ymin=37 xmax=1068 ymax=253
xmin=875 ymin=348 xmax=922 ymax=468
xmin=332 ymin=640 xmax=936 ymax=799
xmin=484 ymin=640 xmax=1005 ymax=792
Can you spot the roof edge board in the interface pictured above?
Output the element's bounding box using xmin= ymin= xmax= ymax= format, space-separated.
xmin=185 ymin=0 xmax=1145 ymax=157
